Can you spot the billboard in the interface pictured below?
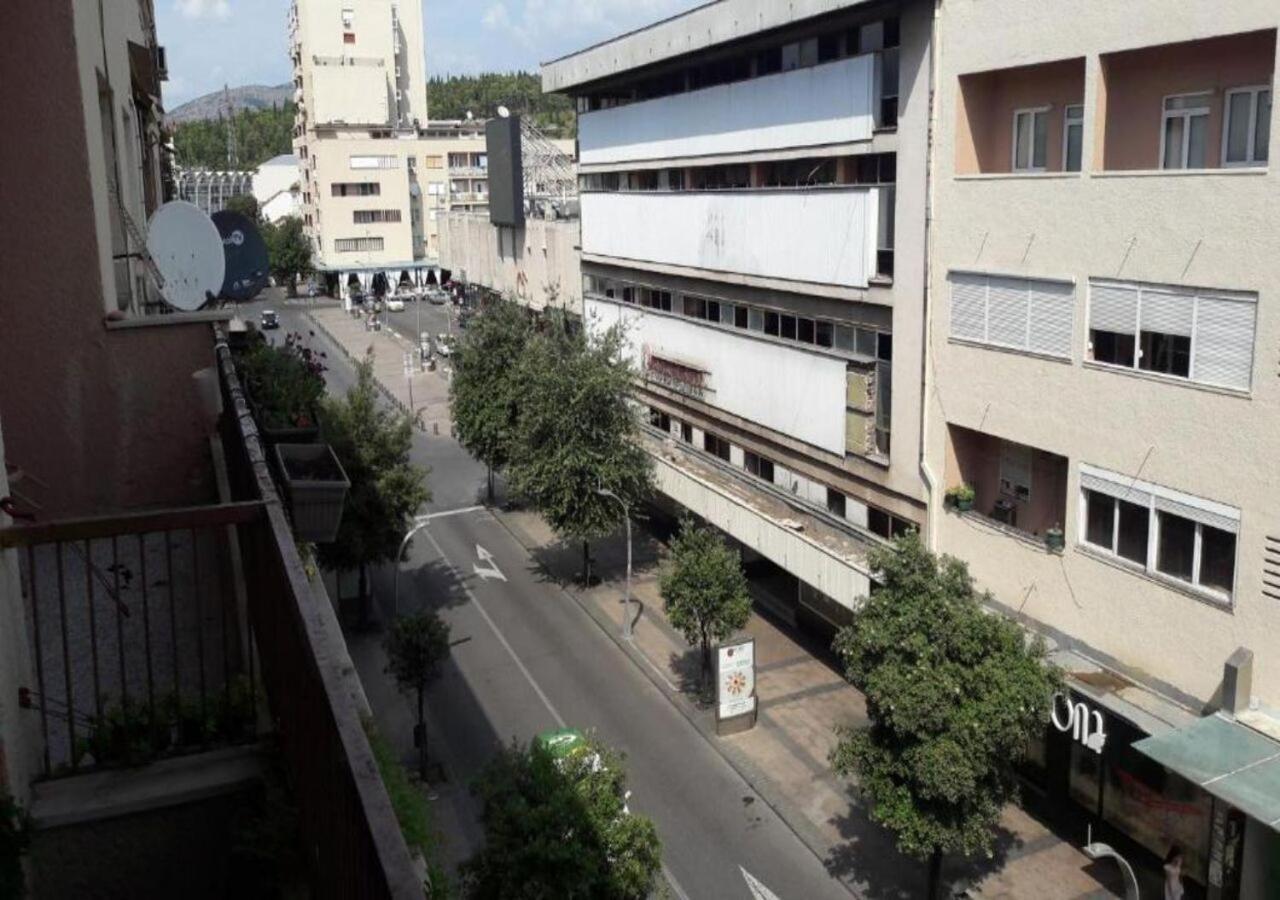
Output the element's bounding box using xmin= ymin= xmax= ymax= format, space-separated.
xmin=486 ymin=114 xmax=524 ymax=227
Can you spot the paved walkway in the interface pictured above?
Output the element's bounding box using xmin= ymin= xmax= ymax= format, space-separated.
xmin=493 ymin=508 xmax=1124 ymax=900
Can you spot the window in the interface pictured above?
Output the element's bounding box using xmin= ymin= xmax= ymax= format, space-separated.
xmin=340 ymin=8 xmax=353 ymax=28
xmin=704 ymin=432 xmax=731 ymax=462
xmin=748 ymin=308 xmax=764 ymax=332
xmin=680 ymin=422 xmax=693 ymax=443
xmin=343 ymin=32 xmax=356 ymax=44
xmin=949 ymin=272 xmax=1075 ymax=358
xmin=1223 ymin=86 xmax=1271 ymax=166
xmin=334 ymin=236 xmax=384 ymax=252
xmin=648 ymin=407 xmax=671 ymax=432
xmin=350 ymin=155 xmax=398 ymax=170
xmin=1079 ymin=464 xmax=1239 ymax=601
xmin=353 ymin=209 xmax=402 ymax=223
xmin=743 ymin=451 xmax=773 ymax=483
xmin=1013 ymin=107 xmax=1050 ymax=171
xmin=1063 ymin=104 xmax=1084 ymax=172
xmin=1161 ymin=93 xmax=1211 ymax=169
xmin=779 ymin=315 xmax=797 ymax=341
xmin=867 ymin=507 xmax=914 ymax=540
xmin=815 ymin=321 xmax=834 ymax=348
xmin=826 ymin=488 xmax=847 ymax=518
xmin=1087 ymin=279 xmax=1256 ymax=390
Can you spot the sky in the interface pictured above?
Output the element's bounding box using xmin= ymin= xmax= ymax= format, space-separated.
xmin=156 ymin=0 xmax=701 ymax=108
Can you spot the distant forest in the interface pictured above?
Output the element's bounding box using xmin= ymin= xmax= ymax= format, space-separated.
xmin=429 ymin=72 xmax=575 ymax=136
xmin=171 ymin=73 xmax=574 ymax=171
xmin=172 ymin=102 xmax=295 ymax=171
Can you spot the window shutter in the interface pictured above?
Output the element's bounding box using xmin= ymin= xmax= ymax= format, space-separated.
xmin=987 ymin=276 xmax=1029 ymax=347
xmin=1079 ymin=468 xmax=1152 ymax=508
xmin=949 ymin=273 xmax=987 ymax=342
xmin=1153 ymin=495 xmax=1239 ymax=534
xmin=1192 ymin=296 xmax=1255 ymax=390
xmin=1139 ymin=288 xmax=1193 ymax=337
xmin=1090 ymin=282 xmax=1139 ymax=334
xmin=1028 ymin=281 xmax=1075 ymax=358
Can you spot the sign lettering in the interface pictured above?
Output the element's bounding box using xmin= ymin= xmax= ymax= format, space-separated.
xmin=1051 ymin=692 xmax=1107 ymax=753
xmin=642 ymin=346 xmax=710 ymax=400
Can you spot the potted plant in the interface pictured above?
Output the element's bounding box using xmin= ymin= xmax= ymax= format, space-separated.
xmin=236 ymin=337 xmax=326 ymax=444
xmin=946 ymin=483 xmax=976 ymax=512
xmin=274 ymin=442 xmax=351 ymax=543
xmin=1045 ymin=523 xmax=1065 ymax=553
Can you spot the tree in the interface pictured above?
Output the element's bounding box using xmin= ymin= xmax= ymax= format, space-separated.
xmin=384 ymin=611 xmax=451 ymax=779
xmin=829 ymin=533 xmax=1059 ymax=900
xmin=462 ymin=735 xmax=661 ymax=899
xmin=506 ymin=316 xmax=651 ymax=584
xmin=263 ymin=216 xmax=312 ymax=296
xmin=317 ymin=354 xmax=430 ymax=620
xmin=224 ymin=192 xmax=260 ymax=223
xmin=660 ymin=518 xmax=752 ymax=692
xmin=450 ymin=299 xmax=532 ymax=502
xmin=428 ymin=72 xmax=575 ymax=137
xmin=172 ymin=102 xmax=296 ymax=170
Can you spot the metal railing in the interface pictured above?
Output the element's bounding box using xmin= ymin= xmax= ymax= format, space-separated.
xmin=1 ymin=502 xmax=263 ymax=777
xmin=215 ymin=330 xmax=422 ymax=899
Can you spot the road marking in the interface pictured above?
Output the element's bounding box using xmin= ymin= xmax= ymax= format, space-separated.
xmin=662 ymin=862 xmax=693 ymax=900
xmin=420 ymin=528 xmax=565 ymax=729
xmin=414 ymin=505 xmax=483 ymax=522
xmin=473 ymin=544 xmax=507 ymax=582
xmin=741 ymin=867 xmax=784 ymax=900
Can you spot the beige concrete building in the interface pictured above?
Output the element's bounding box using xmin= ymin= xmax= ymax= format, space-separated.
xmin=927 ymin=4 xmax=1280 ymax=892
xmin=289 ymin=0 xmax=491 ymax=291
xmin=544 ymin=0 xmax=932 ymax=636
xmin=439 ymin=212 xmax=583 ymax=315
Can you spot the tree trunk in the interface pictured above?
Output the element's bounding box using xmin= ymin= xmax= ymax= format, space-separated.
xmin=416 ymin=686 xmax=428 ymax=781
xmin=582 ymin=539 xmax=591 ymax=586
xmin=927 ymin=848 xmax=944 ymax=900
xmin=487 ymin=466 xmax=494 ymax=504
xmin=357 ymin=563 xmax=369 ymax=628
xmin=700 ymin=633 xmax=712 ymax=694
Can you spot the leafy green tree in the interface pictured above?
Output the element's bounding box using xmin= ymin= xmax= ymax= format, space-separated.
xmin=263 ymin=216 xmax=312 ymax=296
xmin=507 ymin=316 xmax=651 ymax=584
xmin=462 ymin=736 xmax=661 ymax=899
xmin=830 ymin=533 xmax=1059 ymax=899
xmin=428 ymin=72 xmax=575 ymax=137
xmin=224 ymin=192 xmax=260 ymax=223
xmin=450 ymin=299 xmax=532 ymax=502
xmin=384 ymin=611 xmax=452 ymax=779
xmin=660 ymin=519 xmax=752 ymax=691
xmin=317 ymin=355 xmax=430 ymax=618
xmin=172 ymin=102 xmax=296 ymax=170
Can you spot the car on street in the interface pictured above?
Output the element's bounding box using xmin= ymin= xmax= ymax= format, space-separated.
xmin=435 ymin=333 xmax=453 ymax=357
xmin=425 ymin=288 xmax=448 ymax=305
xmin=385 ymin=297 xmax=405 ymax=312
xmin=260 ymin=310 xmax=279 ymax=330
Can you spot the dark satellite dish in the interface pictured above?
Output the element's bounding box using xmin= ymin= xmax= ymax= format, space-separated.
xmin=211 ymin=210 xmax=270 ymax=302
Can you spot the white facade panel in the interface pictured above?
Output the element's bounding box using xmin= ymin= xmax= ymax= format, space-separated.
xmin=587 ymin=298 xmax=849 ymax=455
xmin=581 ymin=188 xmax=878 ymax=289
xmin=579 ymin=56 xmax=875 ymax=165
xmin=311 ymin=64 xmax=389 ymax=125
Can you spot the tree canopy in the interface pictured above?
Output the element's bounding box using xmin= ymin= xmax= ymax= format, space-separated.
xmin=223 ymin=192 xmax=260 ymax=223
xmin=428 ymin=73 xmax=574 ymax=137
xmin=506 ymin=316 xmax=652 ymax=581
xmin=450 ymin=299 xmax=533 ymax=500
xmin=660 ymin=518 xmax=752 ymax=689
xmin=263 ymin=216 xmax=312 ymax=294
xmin=462 ymin=735 xmax=661 ymax=899
xmin=830 ymin=533 xmax=1059 ymax=898
xmin=171 ymin=102 xmax=295 ymax=171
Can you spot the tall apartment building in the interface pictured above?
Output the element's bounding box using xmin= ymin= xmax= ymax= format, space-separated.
xmin=289 ymin=0 xmax=489 ymax=292
xmin=543 ymin=0 xmax=930 ymax=634
xmin=928 ymin=5 xmax=1280 ymax=893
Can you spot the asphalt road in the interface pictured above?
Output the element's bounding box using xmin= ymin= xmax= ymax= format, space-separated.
xmin=246 ymin=293 xmax=854 ymax=900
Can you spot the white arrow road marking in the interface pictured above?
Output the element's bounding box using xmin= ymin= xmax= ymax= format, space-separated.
xmin=473 ymin=543 xmax=507 ymax=582
xmin=741 ymin=866 xmax=784 ymax=900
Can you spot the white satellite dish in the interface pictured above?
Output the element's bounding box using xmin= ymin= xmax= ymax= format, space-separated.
xmin=146 ymin=200 xmax=226 ymax=311
xmin=496 ymin=105 xmax=510 ymax=118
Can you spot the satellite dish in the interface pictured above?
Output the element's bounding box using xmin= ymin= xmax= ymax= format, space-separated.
xmin=497 ymin=105 xmax=510 ymax=118
xmin=146 ymin=200 xmax=225 ymax=311
xmin=211 ymin=210 xmax=269 ymax=302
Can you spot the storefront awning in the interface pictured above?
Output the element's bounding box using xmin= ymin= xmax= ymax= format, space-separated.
xmin=1134 ymin=714 xmax=1280 ymax=827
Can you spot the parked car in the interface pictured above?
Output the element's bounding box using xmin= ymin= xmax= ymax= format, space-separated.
xmin=435 ymin=333 xmax=453 ymax=357
xmin=385 ymin=297 xmax=405 ymax=312
xmin=425 ymin=288 xmax=448 ymax=305
xmin=261 ymin=310 xmax=280 ymax=330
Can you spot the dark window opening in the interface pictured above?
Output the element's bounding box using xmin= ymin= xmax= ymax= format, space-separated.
xmin=735 ymin=305 xmax=749 ymax=329
xmin=815 ymin=321 xmax=834 ymax=348
xmin=1138 ymin=331 xmax=1191 ymax=378
xmin=797 ymin=318 xmax=815 ymax=344
xmin=1156 ymin=513 xmax=1196 ymax=582
xmin=765 ymin=311 xmax=780 ymax=336
xmin=649 ymin=407 xmax=671 ymax=432
xmin=704 ymin=432 xmax=732 ymax=462
xmin=826 ymin=488 xmax=847 ymax=518
xmin=1090 ymin=330 xmax=1136 ymax=368
xmin=680 ymin=422 xmax=693 ymax=443
xmin=780 ymin=315 xmax=797 ymax=340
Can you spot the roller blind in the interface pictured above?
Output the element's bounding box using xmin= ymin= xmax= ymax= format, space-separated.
xmin=1090 ymin=282 xmax=1139 ymax=333
xmin=949 ymin=273 xmax=987 ymax=342
xmin=1192 ymin=296 xmax=1256 ymax=390
xmin=1029 ymin=281 xmax=1076 ymax=357
xmin=948 ymin=271 xmax=1074 ymax=358
xmin=987 ymin=277 xmax=1030 ymax=347
xmin=1139 ymin=289 xmax=1194 ymax=337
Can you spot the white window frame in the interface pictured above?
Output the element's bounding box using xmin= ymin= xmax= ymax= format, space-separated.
xmin=1062 ymin=104 xmax=1084 ymax=172
xmin=340 ymin=7 xmax=354 ymax=29
xmin=1077 ymin=464 xmax=1239 ymax=604
xmin=1221 ymin=85 xmax=1271 ymax=168
xmin=1159 ymin=91 xmax=1212 ymax=170
xmin=1012 ymin=106 xmax=1051 ymax=172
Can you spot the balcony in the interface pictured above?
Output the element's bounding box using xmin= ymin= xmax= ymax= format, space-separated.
xmin=581 ymin=187 xmax=881 ymax=289
xmin=945 ymin=424 xmax=1068 ymax=545
xmin=957 ymin=58 xmax=1086 ymax=175
xmin=579 ymin=54 xmax=877 ymax=166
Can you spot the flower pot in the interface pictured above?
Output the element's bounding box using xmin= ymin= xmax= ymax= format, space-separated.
xmin=1045 ymin=529 xmax=1065 ymax=553
xmin=249 ymin=395 xmax=320 ymax=445
xmin=274 ymin=443 xmax=350 ymax=543
xmin=955 ymin=496 xmax=974 ymax=512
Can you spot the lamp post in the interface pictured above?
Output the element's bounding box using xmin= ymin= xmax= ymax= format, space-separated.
xmin=595 ymin=487 xmax=632 ymax=639
xmin=393 ymin=518 xmax=432 ymax=619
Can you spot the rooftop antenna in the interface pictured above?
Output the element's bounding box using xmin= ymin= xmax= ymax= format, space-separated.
xmin=223 ymin=84 xmax=239 ymax=168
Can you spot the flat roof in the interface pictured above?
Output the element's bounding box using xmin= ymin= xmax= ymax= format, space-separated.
xmin=541 ymin=0 xmax=874 ymax=93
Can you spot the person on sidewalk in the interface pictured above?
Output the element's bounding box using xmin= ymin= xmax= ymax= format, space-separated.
xmin=1163 ymin=845 xmax=1184 ymax=900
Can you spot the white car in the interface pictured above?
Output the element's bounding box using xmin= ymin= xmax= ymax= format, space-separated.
xmin=435 ymin=333 xmax=453 ymax=357
xmin=385 ymin=297 xmax=405 ymax=312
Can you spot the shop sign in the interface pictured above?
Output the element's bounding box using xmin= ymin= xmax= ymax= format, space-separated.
xmin=717 ymin=639 xmax=756 ymax=724
xmin=642 ymin=346 xmax=710 ymax=401
xmin=1052 ymin=692 xmax=1107 ymax=753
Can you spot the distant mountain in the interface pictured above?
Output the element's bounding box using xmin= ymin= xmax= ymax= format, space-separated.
xmin=166 ymin=83 xmax=294 ymax=124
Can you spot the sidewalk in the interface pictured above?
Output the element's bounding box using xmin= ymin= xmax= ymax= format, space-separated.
xmin=306 ymin=304 xmax=453 ymax=437
xmin=493 ymin=507 xmax=1124 ymax=900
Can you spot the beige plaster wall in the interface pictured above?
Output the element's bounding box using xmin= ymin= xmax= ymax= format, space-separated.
xmin=956 ymin=59 xmax=1085 ymax=174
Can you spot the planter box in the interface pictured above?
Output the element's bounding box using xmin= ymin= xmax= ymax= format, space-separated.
xmin=274 ymin=443 xmax=350 ymax=543
xmin=250 ymin=396 xmax=320 ymax=445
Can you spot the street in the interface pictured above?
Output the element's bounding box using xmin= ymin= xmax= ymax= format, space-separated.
xmin=251 ymin=294 xmax=856 ymax=900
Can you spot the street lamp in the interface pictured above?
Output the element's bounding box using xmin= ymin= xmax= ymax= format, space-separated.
xmin=595 ymin=486 xmax=633 ymax=639
xmin=393 ymin=517 xmax=433 ymax=619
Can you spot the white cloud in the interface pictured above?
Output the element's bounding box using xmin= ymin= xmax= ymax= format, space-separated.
xmin=175 ymin=0 xmax=230 ymax=21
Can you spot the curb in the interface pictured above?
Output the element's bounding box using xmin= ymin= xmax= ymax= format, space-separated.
xmin=487 ymin=507 xmax=866 ymax=900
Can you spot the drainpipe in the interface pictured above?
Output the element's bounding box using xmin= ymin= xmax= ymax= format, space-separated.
xmin=917 ymin=0 xmax=943 ymax=552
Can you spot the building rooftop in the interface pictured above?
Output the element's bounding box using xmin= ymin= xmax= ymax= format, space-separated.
xmin=258 ymin=153 xmax=299 ymax=168
xmin=541 ymin=0 xmax=874 ymax=92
